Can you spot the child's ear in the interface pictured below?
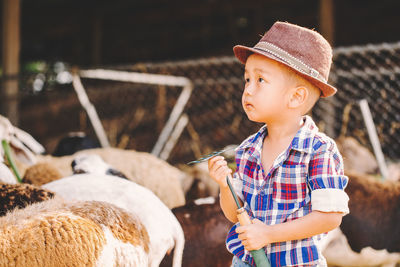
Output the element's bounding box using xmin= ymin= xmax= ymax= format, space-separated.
xmin=288 ymin=86 xmax=308 ymax=108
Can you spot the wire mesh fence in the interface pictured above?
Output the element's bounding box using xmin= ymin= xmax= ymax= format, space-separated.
xmin=314 ymin=42 xmax=400 ymax=161
xmin=18 ymin=41 xmax=400 ymax=165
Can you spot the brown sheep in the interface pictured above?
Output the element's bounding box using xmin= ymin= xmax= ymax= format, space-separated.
xmin=323 ymin=172 xmax=400 ymax=266
xmin=160 ymin=196 xmax=232 ymax=267
xmin=0 ymin=198 xmax=150 ymax=267
xmin=22 ymin=162 xmax=63 ymax=185
xmin=340 ymin=172 xmax=400 ymax=254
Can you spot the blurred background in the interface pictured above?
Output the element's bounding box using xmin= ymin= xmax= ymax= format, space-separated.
xmin=0 ymin=0 xmax=399 ymax=166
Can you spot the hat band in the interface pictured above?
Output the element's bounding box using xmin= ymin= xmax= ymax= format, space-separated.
xmin=254 ymin=41 xmax=327 ymax=83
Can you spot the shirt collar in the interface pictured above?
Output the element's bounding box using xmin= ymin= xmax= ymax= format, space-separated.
xmin=290 ymin=115 xmax=319 ymax=153
xmin=236 ymin=124 xmax=267 ymax=159
xmin=237 ymin=115 xmax=318 ymax=154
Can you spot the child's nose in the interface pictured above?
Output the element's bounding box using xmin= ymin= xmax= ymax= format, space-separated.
xmin=244 ymin=84 xmax=255 ymax=95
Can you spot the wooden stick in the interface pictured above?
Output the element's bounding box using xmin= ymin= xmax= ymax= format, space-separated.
xmin=226 ymin=175 xmax=241 ymax=209
xmin=226 ymin=176 xmax=271 ymax=267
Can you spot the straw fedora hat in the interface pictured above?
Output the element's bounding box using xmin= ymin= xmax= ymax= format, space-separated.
xmin=233 ymin=21 xmax=337 ymax=97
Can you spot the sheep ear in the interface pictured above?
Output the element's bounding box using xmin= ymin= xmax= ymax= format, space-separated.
xmin=106 ymin=168 xmax=128 ymax=179
xmin=13 ymin=127 xmax=45 ymax=154
xmin=71 ymin=159 xmax=77 ymax=169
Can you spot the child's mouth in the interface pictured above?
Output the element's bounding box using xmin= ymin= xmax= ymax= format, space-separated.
xmin=244 ymin=103 xmax=253 ymax=109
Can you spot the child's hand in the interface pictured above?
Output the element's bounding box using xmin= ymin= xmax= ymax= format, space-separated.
xmin=208 ymin=156 xmax=232 ymax=188
xmin=236 ymin=218 xmax=270 ymax=251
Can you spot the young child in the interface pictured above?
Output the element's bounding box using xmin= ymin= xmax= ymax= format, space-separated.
xmin=208 ymin=21 xmax=349 ymax=267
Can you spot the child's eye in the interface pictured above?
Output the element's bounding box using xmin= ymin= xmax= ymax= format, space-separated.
xmin=258 ymin=77 xmax=265 ymax=83
xmin=244 ymin=78 xmax=250 ymax=83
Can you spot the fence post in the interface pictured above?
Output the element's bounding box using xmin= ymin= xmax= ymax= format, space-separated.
xmin=359 ymin=99 xmax=388 ymax=179
xmin=1 ymin=0 xmax=20 ymax=125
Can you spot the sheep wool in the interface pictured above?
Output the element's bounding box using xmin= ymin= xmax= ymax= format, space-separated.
xmin=323 ymin=171 xmax=400 ymax=266
xmin=36 ymin=147 xmax=187 ymax=208
xmin=43 ymin=174 xmax=184 ymax=267
xmin=0 ymin=163 xmax=17 ymax=184
xmin=0 ymin=183 xmax=55 ymax=217
xmin=22 ymin=162 xmax=63 ymax=186
xmin=0 ymin=198 xmax=150 ymax=267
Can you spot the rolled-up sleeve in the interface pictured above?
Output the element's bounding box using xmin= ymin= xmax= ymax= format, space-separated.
xmin=308 ymin=140 xmax=349 ymax=214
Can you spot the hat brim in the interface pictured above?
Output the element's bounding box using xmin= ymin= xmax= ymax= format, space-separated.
xmin=233 ymin=45 xmax=337 ymax=97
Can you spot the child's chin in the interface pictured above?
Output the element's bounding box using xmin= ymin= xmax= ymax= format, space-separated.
xmin=245 ymin=114 xmax=261 ymax=123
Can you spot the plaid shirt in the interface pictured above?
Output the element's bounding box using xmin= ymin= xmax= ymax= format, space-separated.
xmin=226 ymin=116 xmax=349 ymax=267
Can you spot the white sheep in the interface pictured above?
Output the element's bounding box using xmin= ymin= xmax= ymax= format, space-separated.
xmin=35 ymin=147 xmax=187 ymax=208
xmin=71 ymin=153 xmax=128 ymax=179
xmin=0 ymin=116 xmax=188 ymax=209
xmin=0 ymin=161 xmax=17 ymax=184
xmin=43 ymin=173 xmax=185 ymax=267
xmin=0 ymin=115 xmax=45 ymax=165
xmin=0 ymin=197 xmax=150 ymax=267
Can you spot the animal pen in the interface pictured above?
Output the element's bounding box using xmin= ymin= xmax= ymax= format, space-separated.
xmin=18 ymin=41 xmax=400 ymax=167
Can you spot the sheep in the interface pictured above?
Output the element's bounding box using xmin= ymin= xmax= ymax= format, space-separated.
xmin=0 ymin=182 xmax=55 ymax=216
xmin=21 ymin=155 xmax=128 ymax=185
xmin=180 ymin=145 xmax=237 ymax=202
xmin=160 ymin=196 xmax=233 ymax=267
xmin=0 ymin=161 xmax=17 ymax=184
xmin=71 ymin=154 xmax=128 ymax=179
xmin=1 ymin=116 xmax=187 ymax=209
xmin=336 ymin=136 xmax=378 ymax=174
xmin=42 ymin=173 xmax=185 ymax=267
xmin=323 ymin=171 xmax=400 ymax=267
xmin=0 ymin=114 xmax=45 ymax=165
xmin=0 ymin=197 xmax=150 ymax=267
xmin=35 ymin=147 xmax=186 ymax=208
xmin=52 ymin=132 xmax=100 ymax=156
xmin=22 ymin=162 xmax=63 ymax=185
xmin=180 ymin=161 xmax=219 ymax=202
xmin=387 ymin=161 xmax=400 ymax=182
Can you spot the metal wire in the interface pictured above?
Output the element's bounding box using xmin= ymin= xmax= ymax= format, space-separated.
xmin=18 ymin=42 xmax=400 ymax=164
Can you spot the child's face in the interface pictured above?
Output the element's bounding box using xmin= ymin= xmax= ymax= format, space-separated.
xmin=242 ymin=54 xmax=292 ymax=124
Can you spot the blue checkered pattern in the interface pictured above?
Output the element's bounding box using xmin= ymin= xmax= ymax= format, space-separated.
xmin=226 ymin=116 xmax=348 ymax=267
